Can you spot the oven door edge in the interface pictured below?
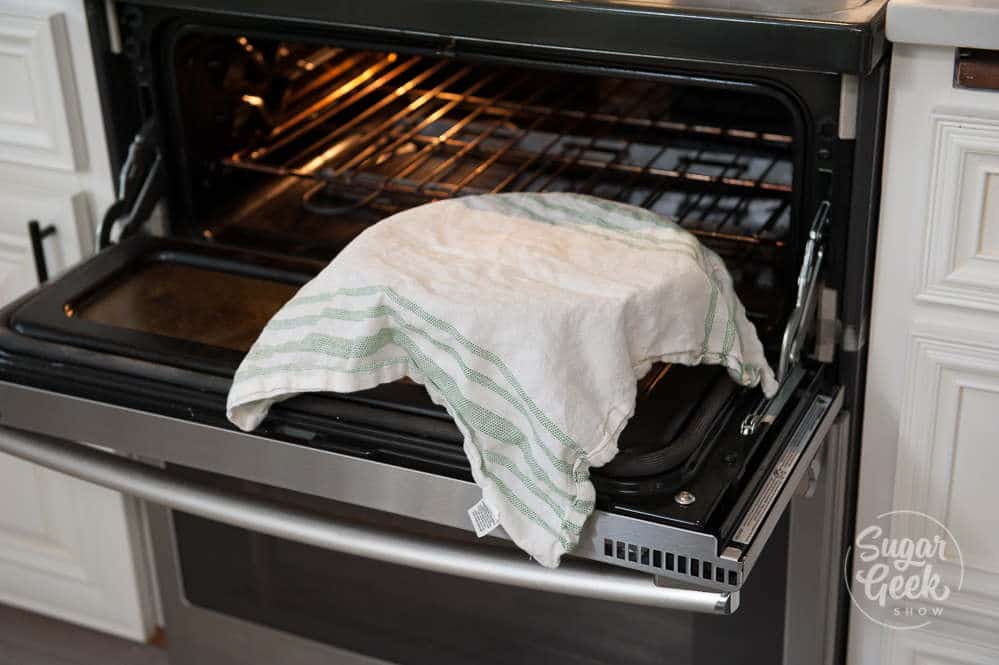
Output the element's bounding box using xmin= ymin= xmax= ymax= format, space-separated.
xmin=0 ymin=377 xmax=842 ymax=598
xmin=0 ymin=422 xmax=737 ymax=615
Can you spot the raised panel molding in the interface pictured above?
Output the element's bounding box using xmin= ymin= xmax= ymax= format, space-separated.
xmin=0 ymin=0 xmax=153 ymax=642
xmin=0 ymin=457 xmax=149 ymax=639
xmin=893 ymin=333 xmax=999 ymax=627
xmin=890 ymin=629 xmax=999 ymax=665
xmin=918 ymin=113 xmax=999 ymax=313
xmin=0 ymin=11 xmax=85 ymax=171
xmin=0 ymin=228 xmax=29 ymax=265
xmin=0 ymin=185 xmax=95 ymax=307
xmin=0 ymin=187 xmax=94 ymax=284
xmin=0 ymin=227 xmax=38 ymax=304
xmin=852 ymin=46 xmax=999 ymax=665
xmin=0 ymin=455 xmax=91 ymax=583
xmin=0 ymin=184 xmax=149 ymax=639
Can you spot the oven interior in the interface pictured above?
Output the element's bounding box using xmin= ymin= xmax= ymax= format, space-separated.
xmin=172 ymin=33 xmax=798 ymax=337
xmin=4 ymin=29 xmax=823 ymax=545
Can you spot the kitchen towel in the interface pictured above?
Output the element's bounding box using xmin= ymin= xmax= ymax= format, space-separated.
xmin=227 ymin=192 xmax=778 ymax=567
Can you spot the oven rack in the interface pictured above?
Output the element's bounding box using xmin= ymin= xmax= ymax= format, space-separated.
xmin=222 ymin=47 xmax=795 ymax=250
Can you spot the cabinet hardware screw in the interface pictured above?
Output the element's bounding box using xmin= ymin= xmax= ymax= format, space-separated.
xmin=674 ymin=491 xmax=696 ymax=506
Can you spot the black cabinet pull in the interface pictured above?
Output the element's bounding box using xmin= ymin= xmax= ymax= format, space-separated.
xmin=28 ymin=220 xmax=57 ymax=284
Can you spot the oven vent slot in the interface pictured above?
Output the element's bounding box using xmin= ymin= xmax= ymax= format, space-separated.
xmin=602 ymin=538 xmax=741 ymax=588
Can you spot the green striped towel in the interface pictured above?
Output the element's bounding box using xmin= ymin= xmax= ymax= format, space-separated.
xmin=227 ymin=192 xmax=778 ymax=567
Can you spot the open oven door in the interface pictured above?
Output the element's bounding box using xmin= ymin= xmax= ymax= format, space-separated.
xmin=0 ymin=199 xmax=842 ymax=617
xmin=0 ymin=380 xmax=840 ymax=616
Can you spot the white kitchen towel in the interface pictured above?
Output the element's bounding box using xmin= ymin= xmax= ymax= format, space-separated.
xmin=227 ymin=192 xmax=778 ymax=567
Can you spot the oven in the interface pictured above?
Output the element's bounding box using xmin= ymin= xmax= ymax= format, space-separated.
xmin=0 ymin=1 xmax=889 ymax=663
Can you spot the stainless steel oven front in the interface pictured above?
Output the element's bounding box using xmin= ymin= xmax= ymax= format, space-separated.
xmin=0 ymin=388 xmax=847 ymax=665
xmin=0 ymin=0 xmax=889 ymax=663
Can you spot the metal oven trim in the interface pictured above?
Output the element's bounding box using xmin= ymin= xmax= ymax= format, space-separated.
xmin=109 ymin=0 xmax=889 ymax=75
xmin=0 ymin=426 xmax=739 ymax=614
xmin=0 ymin=378 xmax=842 ymax=593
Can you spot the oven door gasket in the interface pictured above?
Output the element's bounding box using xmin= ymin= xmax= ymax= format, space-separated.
xmin=9 ymin=235 xmax=322 ymax=377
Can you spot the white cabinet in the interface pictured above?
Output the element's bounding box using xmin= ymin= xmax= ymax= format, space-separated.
xmin=848 ymin=24 xmax=999 ymax=665
xmin=0 ymin=0 xmax=156 ymax=642
xmin=0 ymin=11 xmax=86 ymax=171
xmin=0 ymin=188 xmax=93 ymax=293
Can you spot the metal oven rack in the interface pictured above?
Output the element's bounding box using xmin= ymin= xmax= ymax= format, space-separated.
xmin=219 ymin=45 xmax=796 ymax=330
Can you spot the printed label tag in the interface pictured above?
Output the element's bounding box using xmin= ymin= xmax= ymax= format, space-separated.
xmin=468 ymin=498 xmax=500 ymax=537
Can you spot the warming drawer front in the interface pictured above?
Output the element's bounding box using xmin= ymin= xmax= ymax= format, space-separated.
xmin=0 ymin=371 xmax=841 ymax=608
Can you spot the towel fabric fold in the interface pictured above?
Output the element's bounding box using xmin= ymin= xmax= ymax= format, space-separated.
xmin=227 ymin=192 xmax=778 ymax=567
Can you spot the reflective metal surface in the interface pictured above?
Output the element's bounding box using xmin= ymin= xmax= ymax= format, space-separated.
xmin=0 ymin=378 xmax=842 ymax=593
xmin=147 ymin=503 xmax=396 ymax=665
xmin=783 ymin=413 xmax=850 ymax=665
xmin=0 ymin=426 xmax=738 ymax=615
xmin=780 ymin=200 xmax=830 ymax=382
xmin=733 ymin=394 xmax=833 ymax=545
xmin=583 ymin=0 xmax=871 ymax=17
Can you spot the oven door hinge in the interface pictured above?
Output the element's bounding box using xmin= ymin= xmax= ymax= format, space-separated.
xmin=778 ymin=200 xmax=830 ymax=382
xmin=98 ymin=118 xmax=164 ymax=250
xmin=742 ymin=201 xmax=832 ymax=438
xmin=740 ymin=364 xmax=806 ymax=436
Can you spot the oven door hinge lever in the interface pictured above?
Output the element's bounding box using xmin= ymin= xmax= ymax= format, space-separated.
xmin=740 ymin=365 xmax=805 ymax=436
xmin=778 ymin=200 xmax=830 ymax=383
xmin=98 ymin=118 xmax=164 ymax=250
xmin=742 ymin=201 xmax=831 ymax=438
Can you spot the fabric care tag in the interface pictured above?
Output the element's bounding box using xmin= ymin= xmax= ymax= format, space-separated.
xmin=468 ymin=498 xmax=500 ymax=537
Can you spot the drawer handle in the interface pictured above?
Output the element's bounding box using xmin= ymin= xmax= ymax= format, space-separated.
xmin=0 ymin=426 xmax=739 ymax=615
xmin=27 ymin=220 xmax=56 ymax=284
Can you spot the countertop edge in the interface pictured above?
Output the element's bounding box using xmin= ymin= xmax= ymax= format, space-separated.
xmin=887 ymin=0 xmax=999 ymax=50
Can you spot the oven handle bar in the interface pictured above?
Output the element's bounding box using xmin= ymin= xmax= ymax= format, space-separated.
xmin=0 ymin=426 xmax=738 ymax=615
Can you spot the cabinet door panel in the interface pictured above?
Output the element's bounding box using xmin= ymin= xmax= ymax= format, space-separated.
xmin=852 ymin=43 xmax=999 ymax=664
xmin=0 ymin=186 xmax=153 ymax=641
xmin=0 ymin=11 xmax=84 ymax=171
xmin=0 ymin=186 xmax=93 ymax=297
xmin=890 ymin=630 xmax=999 ymax=665
xmin=918 ymin=114 xmax=999 ymax=313
xmin=891 ymin=336 xmax=999 ymax=632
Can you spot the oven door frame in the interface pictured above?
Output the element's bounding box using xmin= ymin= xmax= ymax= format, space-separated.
xmin=0 ymin=365 xmax=841 ymax=596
